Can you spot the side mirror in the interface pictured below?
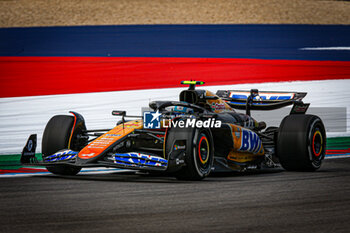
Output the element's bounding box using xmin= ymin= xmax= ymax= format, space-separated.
xmin=112 ymin=110 xmax=126 ymax=128
xmin=112 ymin=110 xmax=126 ymax=116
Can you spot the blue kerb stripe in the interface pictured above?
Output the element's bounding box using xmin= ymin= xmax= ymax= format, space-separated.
xmin=0 ymin=25 xmax=349 ymax=60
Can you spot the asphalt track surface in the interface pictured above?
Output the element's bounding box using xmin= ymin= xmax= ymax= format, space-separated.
xmin=1 ymin=158 xmax=350 ymax=233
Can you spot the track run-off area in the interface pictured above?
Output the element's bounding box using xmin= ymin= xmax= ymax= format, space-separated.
xmin=0 ymin=158 xmax=349 ymax=232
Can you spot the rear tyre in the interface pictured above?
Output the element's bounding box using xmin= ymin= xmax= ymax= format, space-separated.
xmin=175 ymin=128 xmax=214 ymax=181
xmin=277 ymin=114 xmax=326 ymax=171
xmin=42 ymin=115 xmax=83 ymax=175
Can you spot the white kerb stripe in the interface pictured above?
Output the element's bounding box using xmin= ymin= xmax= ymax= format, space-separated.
xmin=299 ymin=47 xmax=350 ymax=51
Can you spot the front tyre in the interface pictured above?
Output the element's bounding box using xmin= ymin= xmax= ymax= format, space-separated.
xmin=42 ymin=115 xmax=84 ymax=175
xmin=277 ymin=114 xmax=326 ymax=171
xmin=175 ymin=129 xmax=214 ymax=180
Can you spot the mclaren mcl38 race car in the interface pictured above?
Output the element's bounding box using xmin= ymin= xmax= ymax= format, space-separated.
xmin=21 ymin=81 xmax=326 ymax=180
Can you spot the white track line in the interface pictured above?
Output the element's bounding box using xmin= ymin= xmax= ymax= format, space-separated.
xmin=299 ymin=47 xmax=350 ymax=50
xmin=325 ymin=155 xmax=350 ymax=159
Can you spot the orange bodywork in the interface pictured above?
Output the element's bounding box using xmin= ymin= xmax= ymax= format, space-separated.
xmin=78 ymin=120 xmax=143 ymax=160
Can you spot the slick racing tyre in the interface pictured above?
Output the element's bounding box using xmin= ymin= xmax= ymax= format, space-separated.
xmin=277 ymin=114 xmax=326 ymax=171
xmin=174 ymin=128 xmax=214 ymax=181
xmin=42 ymin=115 xmax=85 ymax=175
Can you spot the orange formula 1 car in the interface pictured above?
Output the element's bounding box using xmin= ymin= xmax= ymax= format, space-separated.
xmin=21 ymin=81 xmax=326 ymax=180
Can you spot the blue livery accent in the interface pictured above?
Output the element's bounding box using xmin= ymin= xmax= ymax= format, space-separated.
xmin=45 ymin=150 xmax=78 ymax=162
xmin=114 ymin=156 xmax=166 ymax=167
xmin=229 ymin=101 xmax=271 ymax=106
xmin=110 ymin=152 xmax=168 ymax=168
xmin=239 ymin=129 xmax=262 ymax=154
xmin=277 ymin=96 xmax=291 ymax=100
xmin=114 ymin=152 xmax=167 ymax=164
xmin=231 ymin=95 xmax=247 ymax=99
xmin=230 ymin=94 xmax=293 ymax=101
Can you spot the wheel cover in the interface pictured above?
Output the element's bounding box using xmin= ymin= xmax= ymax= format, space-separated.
xmin=194 ymin=132 xmax=212 ymax=175
xmin=308 ymin=121 xmax=325 ymax=169
xmin=312 ymin=130 xmax=323 ymax=157
xmin=198 ymin=135 xmax=210 ymax=164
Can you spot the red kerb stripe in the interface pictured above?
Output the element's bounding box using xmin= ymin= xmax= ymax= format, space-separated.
xmin=1 ymin=57 xmax=349 ymax=98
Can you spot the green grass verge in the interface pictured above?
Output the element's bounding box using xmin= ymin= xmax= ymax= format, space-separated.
xmin=326 ymin=137 xmax=350 ymax=150
xmin=0 ymin=154 xmax=43 ymax=169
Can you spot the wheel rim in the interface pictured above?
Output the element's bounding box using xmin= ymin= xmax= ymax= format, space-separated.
xmin=312 ymin=130 xmax=323 ymax=157
xmin=194 ymin=132 xmax=212 ymax=175
xmin=309 ymin=122 xmax=325 ymax=168
xmin=198 ymin=135 xmax=209 ymax=164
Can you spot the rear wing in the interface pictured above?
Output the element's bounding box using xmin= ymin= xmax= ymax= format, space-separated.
xmin=216 ymin=89 xmax=309 ymax=115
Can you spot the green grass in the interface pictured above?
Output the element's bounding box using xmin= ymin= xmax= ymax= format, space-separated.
xmin=0 ymin=153 xmax=42 ymax=169
xmin=327 ymin=137 xmax=350 ymax=150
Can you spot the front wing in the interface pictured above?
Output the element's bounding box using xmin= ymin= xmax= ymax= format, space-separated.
xmin=21 ymin=136 xmax=168 ymax=172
